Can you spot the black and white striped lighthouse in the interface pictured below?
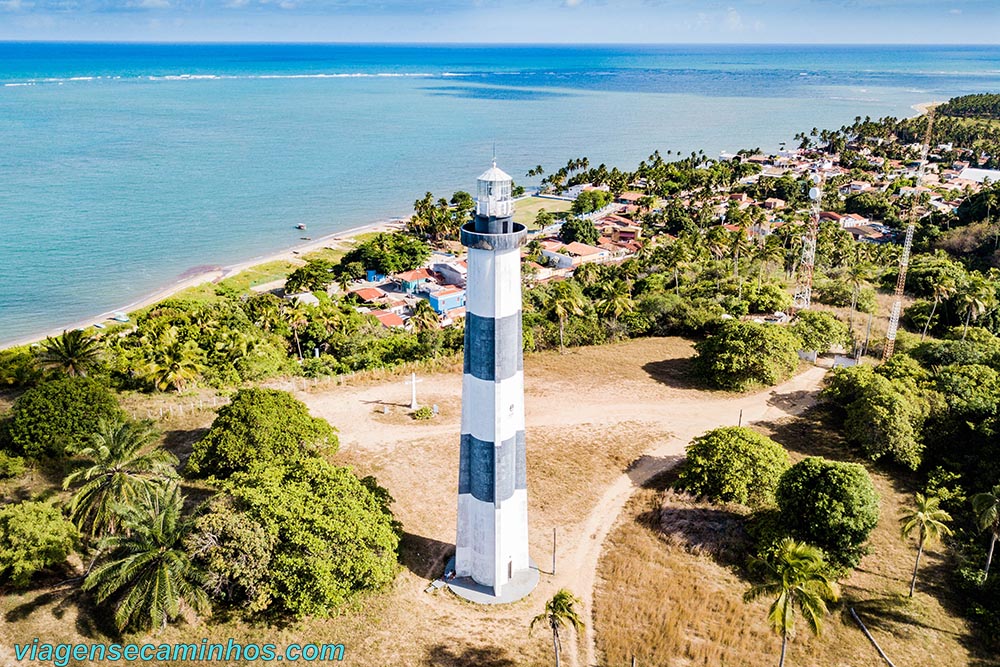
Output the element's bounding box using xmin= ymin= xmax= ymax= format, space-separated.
xmin=453 ymin=160 xmax=535 ymax=601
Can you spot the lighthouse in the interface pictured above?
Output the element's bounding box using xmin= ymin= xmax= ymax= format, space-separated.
xmin=452 ymin=160 xmax=536 ymax=602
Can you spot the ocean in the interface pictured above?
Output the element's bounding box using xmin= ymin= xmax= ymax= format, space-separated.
xmin=1 ymin=43 xmax=998 ymax=345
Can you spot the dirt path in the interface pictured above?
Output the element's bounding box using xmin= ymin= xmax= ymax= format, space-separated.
xmin=294 ymin=339 xmax=829 ymax=665
xmin=553 ymin=365 xmax=829 ymax=666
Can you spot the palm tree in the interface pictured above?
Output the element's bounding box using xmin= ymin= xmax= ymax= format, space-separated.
xmin=282 ymin=302 xmax=310 ymax=360
xmin=63 ymin=418 xmax=178 ymax=539
xmin=530 ymin=589 xmax=584 ymax=667
xmin=83 ymin=484 xmax=209 ymax=633
xmin=595 ymin=281 xmax=634 ymax=327
xmin=410 ymin=299 xmax=440 ymax=332
xmin=971 ymin=485 xmax=1000 ymax=578
xmin=744 ymin=538 xmax=839 ymax=667
xmin=845 ymin=262 xmax=870 ymax=338
xmin=900 ymin=492 xmax=953 ymax=597
xmin=572 ymin=262 xmax=602 ymax=288
xmin=546 ymin=281 xmax=587 ymax=354
xmin=141 ymin=328 xmax=204 ymax=393
xmin=921 ymin=277 xmax=957 ymax=340
xmin=955 ymin=273 xmax=995 ymax=339
xmin=37 ymin=329 xmax=103 ymax=377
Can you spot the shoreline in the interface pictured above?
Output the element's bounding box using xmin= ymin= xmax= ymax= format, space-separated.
xmin=911 ymin=100 xmax=942 ymax=118
xmin=0 ymin=217 xmax=407 ymax=351
xmin=0 ymin=100 xmax=940 ymax=352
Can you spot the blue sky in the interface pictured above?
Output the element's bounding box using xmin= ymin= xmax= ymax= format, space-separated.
xmin=0 ymin=0 xmax=997 ymax=43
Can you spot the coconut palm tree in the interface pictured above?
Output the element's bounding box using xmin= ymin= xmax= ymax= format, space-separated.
xmin=901 ymin=492 xmax=953 ymax=597
xmin=921 ymin=277 xmax=957 ymax=340
xmin=410 ymin=299 xmax=440 ymax=332
xmin=530 ymin=589 xmax=584 ymax=667
xmin=83 ymin=483 xmax=209 ymax=633
xmin=572 ymin=261 xmax=602 ymax=288
xmin=282 ymin=302 xmax=310 ymax=360
xmin=971 ymin=485 xmax=1000 ymax=578
xmin=63 ymin=418 xmax=178 ymax=539
xmin=743 ymin=538 xmax=839 ymax=667
xmin=595 ymin=281 xmax=634 ymax=328
xmin=546 ymin=282 xmax=587 ymax=354
xmin=955 ymin=273 xmax=995 ymax=339
xmin=37 ymin=329 xmax=103 ymax=377
xmin=845 ymin=262 xmax=871 ymax=337
xmin=141 ymin=328 xmax=204 ymax=393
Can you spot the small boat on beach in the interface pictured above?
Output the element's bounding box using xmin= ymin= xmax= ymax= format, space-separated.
xmin=93 ymin=322 xmax=106 ymax=329
xmin=111 ymin=312 xmax=129 ymax=323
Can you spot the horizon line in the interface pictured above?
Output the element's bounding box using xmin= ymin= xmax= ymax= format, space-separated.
xmin=2 ymin=39 xmax=999 ymax=47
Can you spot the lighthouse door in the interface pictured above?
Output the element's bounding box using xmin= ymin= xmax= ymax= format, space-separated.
xmin=508 ymin=560 xmax=512 ymax=580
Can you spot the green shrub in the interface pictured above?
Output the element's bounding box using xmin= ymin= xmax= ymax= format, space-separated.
xmin=221 ymin=458 xmax=400 ymax=617
xmin=677 ymin=426 xmax=790 ymax=507
xmin=412 ymin=406 xmax=434 ymax=421
xmin=776 ymin=457 xmax=880 ymax=568
xmin=3 ymin=377 xmax=124 ymax=459
xmin=186 ymin=388 xmax=338 ymax=480
xmin=0 ymin=451 xmax=26 ymax=479
xmin=0 ymin=501 xmax=78 ymax=587
xmin=694 ymin=320 xmax=800 ymax=391
xmin=791 ymin=310 xmax=850 ymax=352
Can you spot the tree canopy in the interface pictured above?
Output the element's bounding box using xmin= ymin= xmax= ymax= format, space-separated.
xmin=0 ymin=501 xmax=78 ymax=588
xmin=220 ymin=458 xmax=400 ymax=617
xmin=776 ymin=457 xmax=880 ymax=569
xmin=694 ymin=320 xmax=800 ymax=391
xmin=678 ymin=426 xmax=790 ymax=507
xmin=186 ymin=388 xmax=338 ymax=480
xmin=2 ymin=377 xmax=124 ymax=459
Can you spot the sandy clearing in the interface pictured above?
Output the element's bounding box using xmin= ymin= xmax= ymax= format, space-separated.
xmin=297 ymin=338 xmax=829 ymax=666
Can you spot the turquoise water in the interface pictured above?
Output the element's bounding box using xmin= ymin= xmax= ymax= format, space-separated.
xmin=1 ymin=43 xmax=998 ymax=344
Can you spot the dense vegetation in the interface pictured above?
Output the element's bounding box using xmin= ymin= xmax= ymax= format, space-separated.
xmin=677 ymin=426 xmax=789 ymax=507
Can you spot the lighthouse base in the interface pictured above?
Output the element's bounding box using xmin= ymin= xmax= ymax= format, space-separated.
xmin=443 ymin=556 xmax=539 ymax=605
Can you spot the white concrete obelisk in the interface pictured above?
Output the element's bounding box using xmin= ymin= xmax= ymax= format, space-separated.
xmin=454 ymin=160 xmax=534 ymax=600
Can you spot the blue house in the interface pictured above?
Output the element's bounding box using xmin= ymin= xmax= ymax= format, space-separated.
xmin=427 ymin=286 xmax=466 ymax=314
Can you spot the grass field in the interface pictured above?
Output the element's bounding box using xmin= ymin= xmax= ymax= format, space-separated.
xmin=513 ymin=196 xmax=574 ymax=229
xmin=594 ymin=405 xmax=987 ymax=667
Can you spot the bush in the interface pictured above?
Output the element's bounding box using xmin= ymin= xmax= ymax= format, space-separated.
xmin=222 ymin=458 xmax=400 ymax=617
xmin=791 ymin=310 xmax=850 ymax=352
xmin=558 ymin=216 xmax=600 ymax=245
xmin=0 ymin=501 xmax=78 ymax=587
xmin=677 ymin=426 xmax=790 ymax=507
xmin=2 ymin=377 xmax=124 ymax=459
xmin=843 ymin=373 xmax=927 ymax=469
xmin=0 ymin=451 xmax=26 ymax=479
xmin=412 ymin=406 xmax=434 ymax=420
xmin=776 ymin=457 xmax=880 ymax=568
xmin=186 ymin=388 xmax=338 ymax=480
xmin=694 ymin=320 xmax=800 ymax=391
xmin=187 ymin=495 xmax=277 ymax=614
xmin=338 ymin=233 xmax=430 ymax=277
xmin=745 ymin=283 xmax=792 ymax=314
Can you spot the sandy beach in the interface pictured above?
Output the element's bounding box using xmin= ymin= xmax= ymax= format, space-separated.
xmin=0 ymin=217 xmax=407 ymax=350
xmin=911 ymin=100 xmax=943 ymax=117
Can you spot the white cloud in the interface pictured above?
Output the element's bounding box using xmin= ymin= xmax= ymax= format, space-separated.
xmin=949 ymin=7 xmax=962 ymax=13
xmin=563 ymin=0 xmax=583 ymax=6
xmin=0 ymin=0 xmax=33 ymax=11
xmin=723 ymin=6 xmax=744 ymax=31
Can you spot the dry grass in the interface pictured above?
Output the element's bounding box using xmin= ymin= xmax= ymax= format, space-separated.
xmin=2 ymin=339 xmax=690 ymax=667
xmin=594 ymin=407 xmax=989 ymax=667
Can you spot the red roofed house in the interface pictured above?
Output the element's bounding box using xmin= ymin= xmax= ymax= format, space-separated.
xmin=372 ymin=311 xmax=405 ymax=329
xmin=395 ymin=268 xmax=437 ymax=294
xmin=350 ymin=286 xmax=387 ymax=303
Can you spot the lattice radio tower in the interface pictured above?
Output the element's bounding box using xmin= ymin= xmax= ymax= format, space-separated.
xmin=883 ymin=108 xmax=936 ymax=361
xmin=792 ymin=173 xmax=824 ymax=312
